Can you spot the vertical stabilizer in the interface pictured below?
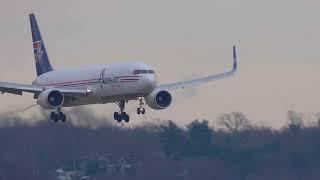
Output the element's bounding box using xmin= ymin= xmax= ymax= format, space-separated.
xmin=29 ymin=13 xmax=53 ymax=76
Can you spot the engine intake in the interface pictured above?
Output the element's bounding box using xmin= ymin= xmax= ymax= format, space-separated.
xmin=145 ymin=90 xmax=172 ymax=110
xmin=37 ymin=89 xmax=64 ymax=109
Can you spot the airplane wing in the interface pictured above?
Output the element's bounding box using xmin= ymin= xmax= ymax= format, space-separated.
xmin=156 ymin=46 xmax=238 ymax=91
xmin=0 ymin=82 xmax=89 ymax=96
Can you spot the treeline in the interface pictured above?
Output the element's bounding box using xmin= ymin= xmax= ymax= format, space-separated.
xmin=0 ymin=111 xmax=320 ymax=180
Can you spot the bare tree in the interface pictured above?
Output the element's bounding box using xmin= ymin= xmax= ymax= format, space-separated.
xmin=186 ymin=120 xmax=212 ymax=156
xmin=286 ymin=110 xmax=304 ymax=133
xmin=316 ymin=112 xmax=320 ymax=127
xmin=216 ymin=112 xmax=251 ymax=133
xmin=159 ymin=120 xmax=186 ymax=159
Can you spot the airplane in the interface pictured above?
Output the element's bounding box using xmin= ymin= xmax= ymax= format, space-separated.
xmin=0 ymin=14 xmax=238 ymax=123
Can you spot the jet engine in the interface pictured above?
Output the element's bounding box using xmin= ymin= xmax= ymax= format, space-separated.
xmin=37 ymin=89 xmax=65 ymax=109
xmin=145 ymin=90 xmax=172 ymax=110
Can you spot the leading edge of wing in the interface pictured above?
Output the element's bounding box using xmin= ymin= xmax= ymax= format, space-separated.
xmin=156 ymin=46 xmax=238 ymax=91
xmin=0 ymin=82 xmax=42 ymax=95
xmin=0 ymin=82 xmax=89 ymax=96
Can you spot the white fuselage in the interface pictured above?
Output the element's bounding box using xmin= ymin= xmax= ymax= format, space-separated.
xmin=34 ymin=62 xmax=156 ymax=107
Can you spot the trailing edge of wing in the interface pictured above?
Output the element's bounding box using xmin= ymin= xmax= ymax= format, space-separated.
xmin=0 ymin=82 xmax=89 ymax=96
xmin=156 ymin=46 xmax=238 ymax=91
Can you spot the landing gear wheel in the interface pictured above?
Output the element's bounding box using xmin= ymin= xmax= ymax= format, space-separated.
xmin=114 ymin=112 xmax=118 ymax=120
xmin=114 ymin=100 xmax=130 ymax=123
xmin=122 ymin=112 xmax=129 ymax=123
xmin=50 ymin=110 xmax=66 ymax=123
xmin=137 ymin=97 xmax=146 ymax=115
xmin=59 ymin=112 xmax=66 ymax=123
xmin=137 ymin=108 xmax=145 ymax=115
xmin=50 ymin=112 xmax=59 ymax=123
xmin=114 ymin=112 xmax=121 ymax=122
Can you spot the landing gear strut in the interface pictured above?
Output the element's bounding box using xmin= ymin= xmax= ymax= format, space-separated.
xmin=114 ymin=100 xmax=130 ymax=123
xmin=137 ymin=97 xmax=145 ymax=115
xmin=50 ymin=108 xmax=66 ymax=123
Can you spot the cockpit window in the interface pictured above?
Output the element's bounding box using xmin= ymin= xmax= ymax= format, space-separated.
xmin=133 ymin=70 xmax=155 ymax=75
xmin=148 ymin=70 xmax=155 ymax=74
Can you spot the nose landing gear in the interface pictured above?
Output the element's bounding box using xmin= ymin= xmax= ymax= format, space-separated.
xmin=137 ymin=108 xmax=145 ymax=115
xmin=137 ymin=96 xmax=145 ymax=115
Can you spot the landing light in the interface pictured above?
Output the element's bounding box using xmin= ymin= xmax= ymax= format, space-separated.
xmin=86 ymin=89 xmax=93 ymax=95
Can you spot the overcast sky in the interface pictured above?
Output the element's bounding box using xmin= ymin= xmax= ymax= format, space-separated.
xmin=0 ymin=0 xmax=319 ymax=127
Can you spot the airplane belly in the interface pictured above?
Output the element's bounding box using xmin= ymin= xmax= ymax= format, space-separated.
xmin=63 ymin=96 xmax=100 ymax=107
xmin=96 ymin=74 xmax=155 ymax=98
xmin=99 ymin=81 xmax=141 ymax=97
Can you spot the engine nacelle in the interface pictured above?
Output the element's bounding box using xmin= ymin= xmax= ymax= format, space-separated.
xmin=37 ymin=89 xmax=65 ymax=109
xmin=145 ymin=90 xmax=172 ymax=110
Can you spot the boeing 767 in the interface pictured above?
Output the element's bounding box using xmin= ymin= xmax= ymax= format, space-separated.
xmin=0 ymin=14 xmax=237 ymax=123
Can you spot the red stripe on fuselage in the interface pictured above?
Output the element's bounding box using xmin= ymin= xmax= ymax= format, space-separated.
xmin=119 ymin=78 xmax=139 ymax=81
xmin=116 ymin=75 xmax=141 ymax=78
xmin=43 ymin=75 xmax=141 ymax=86
xmin=46 ymin=78 xmax=98 ymax=86
xmin=54 ymin=81 xmax=138 ymax=88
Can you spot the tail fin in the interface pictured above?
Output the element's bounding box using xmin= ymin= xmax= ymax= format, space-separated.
xmin=29 ymin=13 xmax=53 ymax=76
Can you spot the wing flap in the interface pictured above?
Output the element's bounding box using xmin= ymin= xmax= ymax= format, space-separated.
xmin=1 ymin=89 xmax=23 ymax=95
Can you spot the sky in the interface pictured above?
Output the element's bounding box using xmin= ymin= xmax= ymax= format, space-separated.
xmin=0 ymin=0 xmax=319 ymax=127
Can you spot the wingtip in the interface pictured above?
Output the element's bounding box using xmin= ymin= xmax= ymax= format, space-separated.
xmin=232 ymin=46 xmax=237 ymax=71
xmin=29 ymin=12 xmax=35 ymax=17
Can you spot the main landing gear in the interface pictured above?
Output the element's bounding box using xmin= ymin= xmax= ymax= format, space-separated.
xmin=50 ymin=108 xmax=66 ymax=123
xmin=114 ymin=100 xmax=130 ymax=123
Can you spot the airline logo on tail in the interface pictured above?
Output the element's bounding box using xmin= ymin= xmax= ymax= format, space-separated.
xmin=29 ymin=13 xmax=53 ymax=76
xmin=33 ymin=41 xmax=43 ymax=62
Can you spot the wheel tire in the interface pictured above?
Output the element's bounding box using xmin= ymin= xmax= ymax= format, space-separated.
xmin=51 ymin=112 xmax=59 ymax=123
xmin=123 ymin=114 xmax=130 ymax=123
xmin=121 ymin=112 xmax=129 ymax=123
xmin=141 ymin=108 xmax=145 ymax=114
xmin=114 ymin=112 xmax=122 ymax=122
xmin=60 ymin=113 xmax=66 ymax=123
xmin=137 ymin=108 xmax=141 ymax=115
xmin=114 ymin=112 xmax=119 ymax=121
xmin=50 ymin=112 xmax=56 ymax=119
